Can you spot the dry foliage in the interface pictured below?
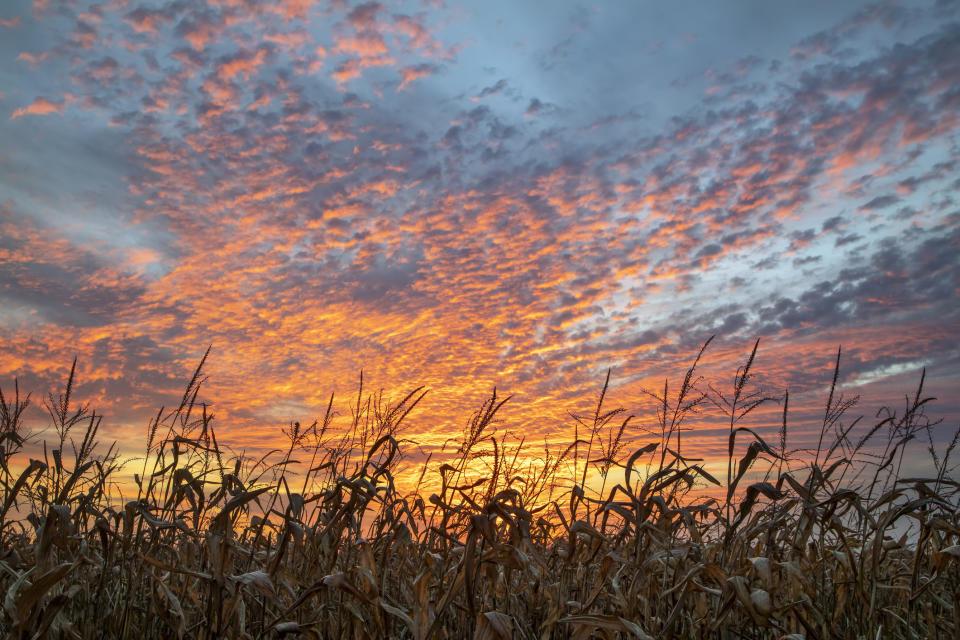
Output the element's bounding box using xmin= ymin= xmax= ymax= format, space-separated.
xmin=1 ymin=341 xmax=959 ymax=639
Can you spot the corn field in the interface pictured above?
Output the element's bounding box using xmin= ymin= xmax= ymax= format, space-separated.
xmin=1 ymin=340 xmax=959 ymax=639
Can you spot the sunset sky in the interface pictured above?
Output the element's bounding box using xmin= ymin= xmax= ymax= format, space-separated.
xmin=1 ymin=0 xmax=958 ymax=478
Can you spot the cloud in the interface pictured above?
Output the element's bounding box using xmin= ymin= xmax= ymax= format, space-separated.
xmin=217 ymin=47 xmax=270 ymax=81
xmin=16 ymin=51 xmax=48 ymax=64
xmin=397 ymin=63 xmax=436 ymax=90
xmin=391 ymin=13 xmax=441 ymax=56
xmin=524 ymin=98 xmax=555 ymax=118
xmin=175 ymin=13 xmax=224 ymax=52
xmin=125 ymin=6 xmax=177 ymax=34
xmin=473 ymin=78 xmax=508 ymax=101
xmin=335 ymin=33 xmax=389 ymax=57
xmin=10 ymin=96 xmax=70 ymax=119
xmin=858 ymin=194 xmax=900 ymax=211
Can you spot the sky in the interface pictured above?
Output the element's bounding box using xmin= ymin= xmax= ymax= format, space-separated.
xmin=1 ymin=0 xmax=958 ymax=482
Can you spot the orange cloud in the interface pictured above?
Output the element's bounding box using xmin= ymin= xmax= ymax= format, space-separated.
xmin=274 ymin=0 xmax=314 ymax=21
xmin=16 ymin=51 xmax=47 ymax=64
xmin=334 ymin=33 xmax=389 ymax=57
xmin=397 ymin=64 xmax=434 ymax=91
xmin=218 ymin=48 xmax=268 ymax=81
xmin=180 ymin=18 xmax=220 ymax=52
xmin=264 ymin=29 xmax=312 ymax=49
xmin=10 ymin=96 xmax=69 ymax=119
xmin=332 ymin=55 xmax=396 ymax=84
xmin=125 ymin=8 xmax=171 ymax=34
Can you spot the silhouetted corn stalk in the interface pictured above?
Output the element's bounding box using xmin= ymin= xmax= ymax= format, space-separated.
xmin=0 ymin=342 xmax=957 ymax=639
